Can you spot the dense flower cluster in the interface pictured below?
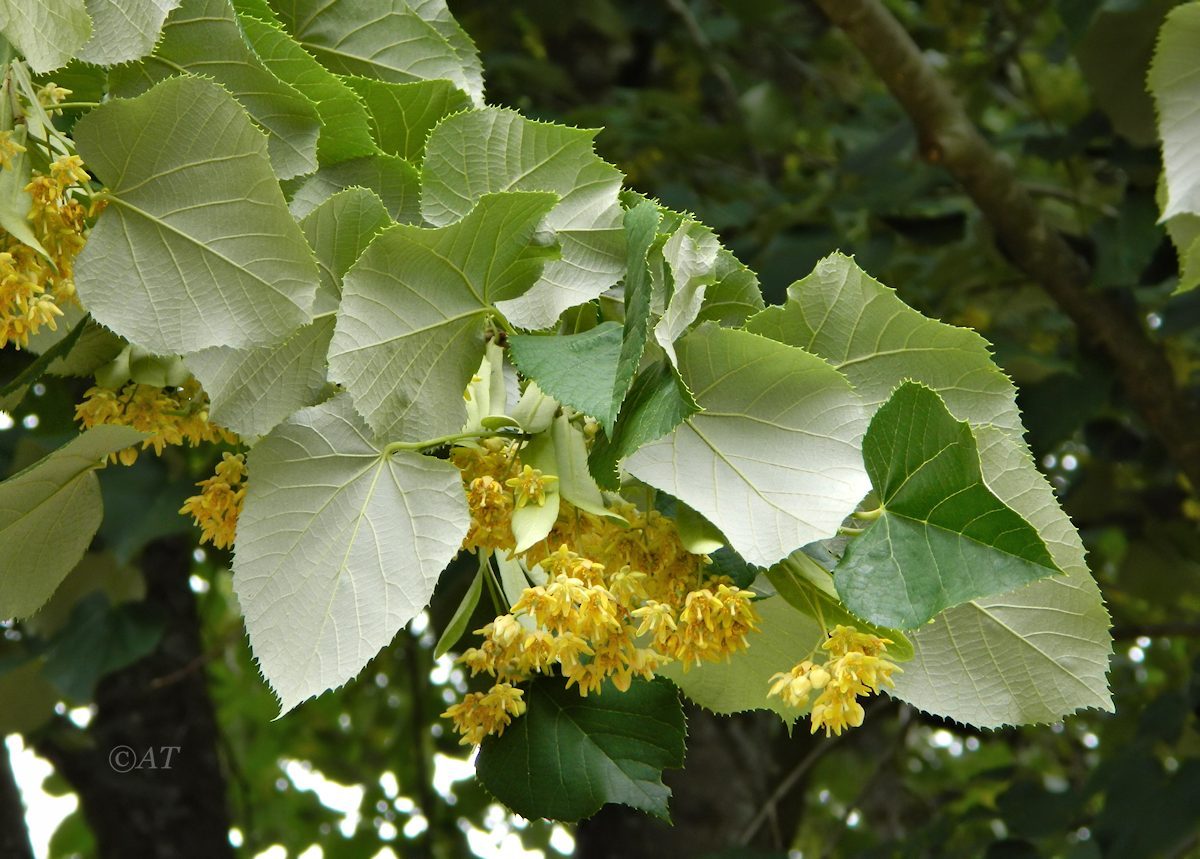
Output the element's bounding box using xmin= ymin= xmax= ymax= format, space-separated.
xmin=75 ymin=377 xmax=237 ymax=465
xmin=442 ymin=434 xmax=760 ymax=745
xmin=0 ymin=150 xmax=91 ymax=349
xmin=180 ymin=452 xmax=247 ymax=550
xmin=767 ymin=624 xmax=901 ymax=736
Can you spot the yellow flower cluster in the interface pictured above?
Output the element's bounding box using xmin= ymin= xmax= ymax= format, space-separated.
xmin=767 ymin=625 xmax=901 ymax=736
xmin=441 ymin=683 xmax=526 ymax=746
xmin=179 ymin=453 xmax=247 ymax=550
xmin=0 ymin=131 xmax=25 ymax=171
xmin=452 ymin=439 xmax=521 ymax=553
xmin=0 ymin=154 xmax=90 ymax=349
xmin=75 ymin=377 xmax=237 ymax=465
xmin=442 ymin=437 xmax=761 ymax=744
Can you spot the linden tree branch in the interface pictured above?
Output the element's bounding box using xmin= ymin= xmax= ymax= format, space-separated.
xmin=809 ymin=0 xmax=1200 ymax=492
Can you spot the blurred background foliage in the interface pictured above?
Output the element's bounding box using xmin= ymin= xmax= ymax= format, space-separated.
xmin=3 ymin=1 xmax=1200 ymax=857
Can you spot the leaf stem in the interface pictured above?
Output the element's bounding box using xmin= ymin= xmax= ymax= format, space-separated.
xmin=837 ymin=526 xmax=863 ymax=537
xmin=45 ymin=102 xmax=99 ymax=110
xmin=854 ymin=506 xmax=884 ymax=521
xmin=384 ymin=430 xmax=492 ymax=454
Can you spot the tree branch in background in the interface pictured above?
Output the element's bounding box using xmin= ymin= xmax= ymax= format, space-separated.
xmin=810 ymin=0 xmax=1200 ymax=490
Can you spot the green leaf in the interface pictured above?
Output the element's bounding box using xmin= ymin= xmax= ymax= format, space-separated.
xmin=835 ymin=383 xmax=1060 ymax=629
xmin=1150 ymin=3 xmax=1200 ymax=221
xmin=745 ymin=252 xmax=1022 ymax=433
xmin=41 ymin=592 xmax=164 ymax=701
xmin=654 ymin=219 xmax=720 ymax=366
xmin=509 ymin=323 xmax=623 ymax=425
xmin=236 ymin=8 xmax=378 ymax=165
xmin=695 ymin=248 xmax=764 ymax=326
xmin=327 ymin=191 xmax=558 ymax=443
xmin=300 ymin=186 xmax=392 ymax=312
xmin=751 ymin=255 xmax=1110 ymax=724
xmin=74 ymin=76 xmax=319 ymax=355
xmin=109 ymin=0 xmax=322 ymax=180
xmin=187 ymin=188 xmax=389 ymax=439
xmin=433 ymin=563 xmax=483 ymax=659
xmin=659 ymin=594 xmax=822 ymax=723
xmin=894 ymin=426 xmax=1114 ymax=726
xmin=510 ymin=430 xmax=559 ymax=553
xmin=269 ymin=0 xmax=484 ymax=105
xmin=232 ymin=394 xmax=470 ymax=712
xmin=0 ymin=0 xmax=91 ymax=73
xmin=624 ymin=325 xmax=870 ymax=568
xmin=287 ymin=154 xmax=420 ymax=223
xmin=551 ymin=414 xmax=619 ymax=520
xmin=77 ymin=0 xmax=180 ymax=66
xmin=0 ymin=657 xmax=58 ymax=734
xmin=611 ymin=200 xmax=660 ymax=427
xmin=422 ymin=108 xmax=626 ymax=329
xmin=186 ymin=317 xmax=334 ymax=439
xmin=475 ymin=677 xmax=685 ymax=822
xmin=344 ymin=76 xmax=471 ymax=162
xmin=588 ymin=359 xmax=698 ymax=491
xmin=0 ymin=425 xmax=145 ymax=619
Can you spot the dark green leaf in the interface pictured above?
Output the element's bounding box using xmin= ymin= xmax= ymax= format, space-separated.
xmin=509 ymin=323 xmax=623 ymax=424
xmin=476 ymin=676 xmax=685 ymax=822
xmin=834 ymin=383 xmax=1061 ymax=629
xmin=588 ymin=359 xmax=699 ymax=490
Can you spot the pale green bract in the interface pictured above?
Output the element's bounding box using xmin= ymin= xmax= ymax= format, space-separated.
xmin=422 ymin=108 xmax=627 ymax=330
xmin=269 ymin=0 xmax=484 ymax=106
xmin=746 ymin=253 xmax=1111 ymax=725
xmin=109 ymin=0 xmax=322 ymax=180
xmin=0 ymin=0 xmax=91 ymax=73
xmin=328 ymin=191 xmax=558 ymax=443
xmin=625 ymin=324 xmax=870 ymax=568
xmin=232 ymin=394 xmax=470 ymax=713
xmin=77 ymin=0 xmax=181 ymax=66
xmin=0 ymin=426 xmax=145 ymax=619
xmin=74 ymin=76 xmax=319 ymax=355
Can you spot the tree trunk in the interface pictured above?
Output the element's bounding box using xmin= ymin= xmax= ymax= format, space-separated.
xmin=0 ymin=740 xmax=34 ymax=859
xmin=35 ymin=537 xmax=234 ymax=859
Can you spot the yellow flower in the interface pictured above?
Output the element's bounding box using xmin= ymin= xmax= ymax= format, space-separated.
xmin=441 ymin=682 xmax=526 ymax=746
xmin=767 ymin=660 xmax=831 ymax=709
xmin=0 ymin=131 xmax=25 ymax=170
xmin=767 ymin=624 xmax=901 ymax=737
xmin=179 ymin=453 xmax=247 ymax=549
xmin=75 ymin=378 xmax=237 ymax=464
xmin=505 ymin=464 xmax=556 ymax=509
xmin=36 ymin=83 xmax=71 ymax=111
xmin=672 ymin=584 xmax=759 ymax=667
